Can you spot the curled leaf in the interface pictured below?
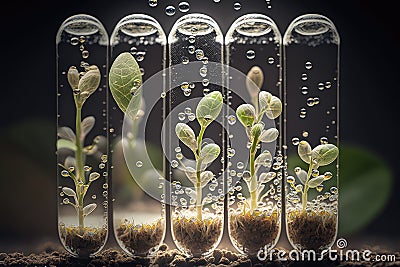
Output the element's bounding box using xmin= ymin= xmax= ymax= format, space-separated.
xmin=89 ymin=172 xmax=100 ymax=182
xmin=175 ymin=123 xmax=197 ymax=152
xmin=200 ymin=171 xmax=214 ymax=187
xmin=200 ymin=143 xmax=220 ymax=164
xmin=260 ymin=128 xmax=279 ymax=143
xmin=312 ymin=144 xmax=339 ymax=167
xmin=81 ymin=116 xmax=95 ymax=138
xmin=265 ymin=96 xmax=282 ymax=119
xmin=236 ymin=104 xmax=256 ymax=128
xmin=294 ymin=167 xmax=308 ymax=184
xmin=259 ymin=172 xmax=276 ymax=184
xmin=67 ymin=66 xmax=79 ymax=90
xmin=246 ymin=66 xmax=263 ymax=98
xmin=259 ymin=91 xmax=272 ymax=113
xmin=255 ymin=150 xmax=272 ymax=168
xmin=251 ymin=123 xmax=264 ymax=140
xmin=298 ymin=141 xmax=312 ymax=164
xmin=57 ymin=139 xmax=77 ymax=151
xmin=78 ymin=65 xmax=101 ymax=105
xmin=58 ymin=127 xmax=76 ymax=143
xmin=308 ymin=175 xmax=325 ymax=188
xmin=83 ymin=203 xmax=97 ymax=216
xmin=196 ymin=91 xmax=223 ymax=128
xmin=62 ymin=187 xmax=76 ymax=197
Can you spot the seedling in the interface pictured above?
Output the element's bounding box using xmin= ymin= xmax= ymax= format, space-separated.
xmin=175 ymin=91 xmax=223 ymax=221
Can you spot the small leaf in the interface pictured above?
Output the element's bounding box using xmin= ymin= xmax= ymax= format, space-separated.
xmin=251 ymin=123 xmax=264 ymax=140
xmin=308 ymin=175 xmax=324 ymax=188
xmin=57 ymin=139 xmax=77 ymax=151
xmin=265 ymin=96 xmax=282 ymax=119
xmin=184 ymin=166 xmax=197 ymax=185
xmin=81 ymin=116 xmax=95 ymax=138
xmin=236 ymin=104 xmax=256 ymax=128
xmin=298 ymin=141 xmax=312 ymax=164
xmin=67 ymin=66 xmax=79 ymax=90
xmin=200 ymin=143 xmax=220 ymax=164
xmin=126 ymin=88 xmax=143 ymax=122
xmin=109 ymin=52 xmax=142 ymax=117
xmin=175 ymin=123 xmax=197 ymax=152
xmin=89 ymin=172 xmax=100 ymax=182
xmin=78 ymin=65 xmax=101 ymax=105
xmin=83 ymin=203 xmax=97 ymax=216
xmin=58 ymin=127 xmax=76 ymax=143
xmin=311 ymin=144 xmax=339 ymax=167
xmin=259 ymin=91 xmax=272 ymax=113
xmin=200 ymin=171 xmax=214 ymax=187
xmin=294 ymin=168 xmax=308 ymax=184
xmin=260 ymin=128 xmax=279 ymax=143
xmin=259 ymin=172 xmax=275 ymax=184
xmin=64 ymin=156 xmax=76 ymax=169
xmin=246 ymin=66 xmax=263 ymax=98
xmin=255 ymin=150 xmax=272 ymax=168
xmin=62 ymin=187 xmax=76 ymax=197
xmin=196 ymin=91 xmax=223 ymax=128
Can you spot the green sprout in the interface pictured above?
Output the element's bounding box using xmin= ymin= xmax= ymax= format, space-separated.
xmin=235 ymin=66 xmax=283 ymax=213
xmin=289 ymin=140 xmax=339 ymax=211
xmin=57 ymin=64 xmax=102 ymax=230
xmin=175 ymin=91 xmax=223 ymax=221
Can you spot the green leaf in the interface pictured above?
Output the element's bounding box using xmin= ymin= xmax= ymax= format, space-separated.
xmin=260 ymin=128 xmax=279 ymax=143
xmin=255 ymin=150 xmax=272 ymax=168
xmin=246 ymin=66 xmax=263 ymax=98
xmin=308 ymin=175 xmax=324 ymax=188
xmin=259 ymin=172 xmax=275 ymax=184
xmin=109 ymin=52 xmax=142 ymax=119
xmin=184 ymin=166 xmax=197 ymax=185
xmin=265 ymin=96 xmax=282 ymax=119
xmin=81 ymin=116 xmax=95 ymax=138
xmin=200 ymin=171 xmax=214 ymax=187
xmin=196 ymin=91 xmax=223 ymax=128
xmin=83 ymin=203 xmax=97 ymax=216
xmin=339 ymin=145 xmax=392 ymax=235
xmin=58 ymin=127 xmax=76 ymax=143
xmin=67 ymin=66 xmax=79 ymax=90
xmin=62 ymin=187 xmax=76 ymax=197
xmin=89 ymin=172 xmax=100 ymax=182
xmin=251 ymin=123 xmax=264 ymax=140
xmin=258 ymin=91 xmax=272 ymax=113
xmin=236 ymin=104 xmax=256 ymax=128
xmin=77 ymin=65 xmax=101 ymax=105
xmin=312 ymin=144 xmax=339 ymax=167
xmin=298 ymin=140 xmax=312 ymax=164
xmin=175 ymin=123 xmax=197 ymax=152
xmin=200 ymin=143 xmax=220 ymax=164
xmin=57 ymin=139 xmax=77 ymax=151
xmin=294 ymin=167 xmax=308 ymax=184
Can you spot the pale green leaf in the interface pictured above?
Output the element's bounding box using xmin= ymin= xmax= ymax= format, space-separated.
xmin=196 ymin=91 xmax=223 ymax=128
xmin=81 ymin=116 xmax=95 ymax=138
xmin=294 ymin=167 xmax=308 ymax=184
xmin=255 ymin=150 xmax=272 ymax=168
xmin=308 ymin=175 xmax=325 ymax=188
xmin=200 ymin=171 xmax=214 ymax=187
xmin=89 ymin=172 xmax=100 ymax=182
xmin=298 ymin=141 xmax=312 ymax=164
xmin=57 ymin=139 xmax=77 ymax=151
xmin=259 ymin=91 xmax=272 ymax=113
xmin=259 ymin=172 xmax=275 ymax=184
xmin=58 ymin=127 xmax=76 ymax=143
xmin=251 ymin=123 xmax=264 ymax=140
xmin=312 ymin=144 xmax=339 ymax=167
xmin=200 ymin=143 xmax=220 ymax=164
xmin=62 ymin=187 xmax=76 ymax=197
xmin=246 ymin=66 xmax=263 ymax=98
xmin=83 ymin=203 xmax=97 ymax=216
xmin=260 ymin=128 xmax=279 ymax=143
xmin=236 ymin=104 xmax=256 ymax=128
xmin=78 ymin=65 xmax=101 ymax=105
xmin=175 ymin=123 xmax=197 ymax=152
xmin=265 ymin=96 xmax=282 ymax=119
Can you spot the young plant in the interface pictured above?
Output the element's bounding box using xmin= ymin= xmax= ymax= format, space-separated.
xmin=289 ymin=140 xmax=338 ymax=211
xmin=57 ymin=64 xmax=101 ymax=230
xmin=235 ymin=66 xmax=282 ymax=213
xmin=175 ymin=91 xmax=223 ymax=221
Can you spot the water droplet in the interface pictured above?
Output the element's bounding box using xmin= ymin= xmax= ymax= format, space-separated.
xmin=175 ymin=147 xmax=181 ymax=153
xmin=61 ymin=170 xmax=70 ymax=177
xmin=179 ymin=1 xmax=190 ymax=12
xmin=237 ymin=162 xmax=244 ymax=169
xmin=161 ymin=92 xmax=166 ymax=98
xmin=313 ymin=97 xmax=320 ymax=105
xmin=233 ymin=2 xmax=242 ymax=10
xmin=287 ymin=176 xmax=295 ymax=184
xmin=148 ymin=0 xmax=157 ymax=7
xmin=307 ymin=98 xmax=315 ymax=107
xmin=136 ymin=51 xmax=145 ymax=62
xmin=176 ymin=153 xmax=183 ymax=160
xmin=202 ymin=57 xmax=209 ymax=64
xmin=99 ymin=163 xmax=105 ymax=169
xmin=316 ymin=185 xmax=324 ymax=192
xmin=180 ymin=82 xmax=189 ymax=90
xmin=301 ymin=86 xmax=308 ymax=95
xmin=199 ymin=66 xmax=207 ymax=77
xmin=184 ymin=107 xmax=191 ymax=114
xmin=203 ymin=88 xmax=210 ymax=95
xmin=242 ymin=171 xmax=251 ymax=182
xmin=227 ymin=148 xmax=236 ymax=158
xmin=70 ymin=37 xmax=79 ymax=46
xmin=189 ymin=82 xmax=195 ymax=89
xmin=267 ymin=57 xmax=275 ymax=64
xmin=136 ymin=161 xmax=143 ymax=167
xmin=171 ymin=160 xmax=179 ymax=168
xmin=301 ymin=73 xmax=308 ymax=81
xmin=227 ymin=115 xmax=236 ymax=125
xmin=291 ymin=137 xmax=299 ymax=146
xmin=92 ymin=194 xmax=97 ymax=200
xmin=330 ymin=186 xmax=338 ymax=194
xmin=302 ymin=131 xmax=309 ymax=138
xmin=305 ymin=61 xmax=313 ymax=69
xmin=165 ymin=5 xmax=176 ymax=16
xmin=320 ymin=137 xmax=328 ymax=144
xmin=109 ymin=128 xmax=115 ymax=133
xmin=202 ymin=79 xmax=209 ymax=87
xmin=130 ymin=47 xmax=137 ymax=55
xmin=188 ymin=35 xmax=196 ymax=44
xmin=195 ymin=49 xmax=204 ymax=60
xmin=82 ymin=50 xmax=89 ymax=59
xmin=181 ymin=56 xmax=189 ymax=64
xmin=246 ymin=50 xmax=255 ymax=60
xmin=79 ymin=36 xmax=86 ymax=43
xmin=325 ymin=81 xmax=332 ymax=89
xmin=140 ymin=68 xmax=145 ymax=76
xmin=230 ymin=170 xmax=237 ymax=177
xmin=183 ymin=89 xmax=191 ymax=96
xmin=178 ymin=112 xmax=185 ymax=121
xmin=324 ymin=172 xmax=333 ymax=180
xmin=188 ymin=45 xmax=195 ymax=54
xmin=318 ymin=82 xmax=325 ymax=90
xmin=188 ymin=113 xmax=196 ymax=121
xmin=312 ymin=169 xmax=319 ymax=177
xmin=84 ymin=165 xmax=92 ymax=172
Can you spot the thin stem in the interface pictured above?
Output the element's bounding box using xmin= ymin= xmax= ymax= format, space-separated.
xmin=195 ymin=126 xmax=206 ymax=221
xmin=249 ymin=138 xmax=258 ymax=212
xmin=75 ymin=103 xmax=85 ymax=229
xmin=302 ymin=162 xmax=314 ymax=212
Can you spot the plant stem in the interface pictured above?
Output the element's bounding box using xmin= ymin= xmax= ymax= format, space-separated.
xmin=249 ymin=138 xmax=258 ymax=212
xmin=195 ymin=126 xmax=206 ymax=221
xmin=301 ymin=162 xmax=314 ymax=212
xmin=75 ymin=105 xmax=85 ymax=229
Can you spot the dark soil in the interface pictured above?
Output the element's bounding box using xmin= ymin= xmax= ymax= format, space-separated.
xmin=230 ymin=211 xmax=279 ymax=255
xmin=287 ymin=211 xmax=336 ymax=251
xmin=172 ymin=216 xmax=222 ymax=257
xmin=116 ymin=219 xmax=164 ymax=255
xmin=59 ymin=224 xmax=107 ymax=257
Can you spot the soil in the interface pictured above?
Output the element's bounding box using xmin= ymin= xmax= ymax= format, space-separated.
xmin=172 ymin=216 xmax=222 ymax=257
xmin=287 ymin=210 xmax=336 ymax=251
xmin=59 ymin=224 xmax=107 ymax=257
xmin=230 ymin=210 xmax=279 ymax=255
xmin=116 ymin=219 xmax=164 ymax=255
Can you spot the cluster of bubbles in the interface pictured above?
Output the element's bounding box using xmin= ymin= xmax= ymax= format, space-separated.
xmin=152 ymin=1 xmax=190 ymax=15
xmin=178 ymin=107 xmax=196 ymax=122
xmin=265 ymin=0 xmax=272 ymax=9
xmin=130 ymin=47 xmax=147 ymax=62
xmin=291 ymin=136 xmax=329 ymax=146
xmin=70 ymin=36 xmax=90 ymax=60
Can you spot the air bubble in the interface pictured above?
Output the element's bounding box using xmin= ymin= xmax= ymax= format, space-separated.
xmin=268 ymin=57 xmax=275 ymax=64
xmin=136 ymin=51 xmax=145 ymax=62
xmin=233 ymin=2 xmax=242 ymax=10
xmin=307 ymin=98 xmax=315 ymax=107
xmin=184 ymin=89 xmax=192 ymax=96
xmin=287 ymin=176 xmax=295 ymax=184
xmin=178 ymin=112 xmax=186 ymax=121
xmin=63 ymin=198 xmax=70 ymax=204
xmin=325 ymin=81 xmax=332 ymax=89
xmin=330 ymin=187 xmax=338 ymax=194
xmin=312 ymin=169 xmax=319 ymax=177
xmin=181 ymin=56 xmax=189 ymax=64
xmin=79 ymin=36 xmax=86 ymax=43
xmin=148 ymin=0 xmax=157 ymax=7
xmin=188 ymin=113 xmax=195 ymax=121
xmin=242 ymin=171 xmax=251 ymax=182
xmin=130 ymin=47 xmax=137 ymax=55
xmin=227 ymin=148 xmax=236 ymax=158
xmin=237 ymin=162 xmax=244 ymax=169
xmin=161 ymin=92 xmax=166 ymax=98
xmin=301 ymin=73 xmax=308 ymax=81
xmin=320 ymin=137 xmax=328 ymax=144
xmin=203 ymin=88 xmax=210 ymax=95
xmin=227 ymin=115 xmax=236 ymax=125
xmin=70 ymin=37 xmax=79 ymax=46
xmin=82 ymin=50 xmax=89 ymax=59
xmin=92 ymin=195 xmax=97 ymax=200
xmin=188 ymin=45 xmax=195 ymax=54
xmin=324 ymin=171 xmax=333 ymax=180
xmin=61 ymin=170 xmax=69 ymax=177
xmin=195 ymin=49 xmax=204 ymax=60
xmin=202 ymin=79 xmax=209 ymax=87
xmin=171 ymin=160 xmax=179 ymax=168
xmin=291 ymin=137 xmax=299 ymax=146
xmin=188 ymin=35 xmax=195 ymax=43
xmin=136 ymin=161 xmax=143 ymax=167
xmin=313 ymin=97 xmax=320 ymax=105
xmin=175 ymin=147 xmax=181 ymax=153
xmin=316 ymin=185 xmax=324 ymax=192
xmin=305 ymin=61 xmax=313 ymax=69
xmin=84 ymin=165 xmax=92 ymax=172
xmin=301 ymin=86 xmax=308 ymax=95
xmin=199 ymin=66 xmax=207 ymax=77
xmin=318 ymin=82 xmax=325 ymax=90
xmin=178 ymin=1 xmax=190 ymax=12
xmin=246 ymin=50 xmax=255 ymax=60
xmin=180 ymin=82 xmax=189 ymax=90
xmin=202 ymin=57 xmax=209 ymax=64
xmin=302 ymin=131 xmax=309 ymax=138
xmin=165 ymin=5 xmax=176 ymax=16
xmin=176 ymin=153 xmax=183 ymax=160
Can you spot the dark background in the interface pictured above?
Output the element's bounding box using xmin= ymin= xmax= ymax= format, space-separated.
xmin=0 ymin=0 xmax=398 ymax=252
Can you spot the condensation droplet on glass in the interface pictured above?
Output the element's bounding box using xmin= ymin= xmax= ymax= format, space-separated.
xmin=195 ymin=49 xmax=204 ymax=60
xmin=227 ymin=148 xmax=236 ymax=158
xmin=82 ymin=50 xmax=89 ymax=59
xmin=291 ymin=137 xmax=300 ymax=146
xmin=178 ymin=112 xmax=186 ymax=121
xmin=136 ymin=51 xmax=145 ymax=62
xmin=184 ymin=107 xmax=192 ymax=114
xmin=179 ymin=1 xmax=190 ymax=12
xmin=175 ymin=147 xmax=181 ymax=153
xmin=161 ymin=92 xmax=166 ymax=98
xmin=130 ymin=47 xmax=137 ymax=55
xmin=181 ymin=81 xmax=189 ymax=90
xmin=189 ymin=82 xmax=195 ymax=89
xmin=233 ymin=2 xmax=241 ymax=10
xmin=165 ymin=5 xmax=176 ymax=16
xmin=188 ymin=45 xmax=195 ymax=54
xmin=301 ymin=86 xmax=308 ymax=95
xmin=267 ymin=57 xmax=275 ymax=64
xmin=79 ymin=36 xmax=86 ymax=43
xmin=188 ymin=35 xmax=195 ymax=43
xmin=181 ymin=56 xmax=189 ymax=64
xmin=199 ymin=66 xmax=207 ymax=77
xmin=305 ymin=61 xmax=312 ymax=70
xmin=325 ymin=81 xmax=332 ymax=89
xmin=103 ymin=183 xmax=109 ymax=189
xmin=318 ymin=82 xmax=325 ymax=90
xmin=301 ymin=73 xmax=308 ymax=81
xmin=92 ymin=194 xmax=97 ymax=200
xmin=203 ymin=88 xmax=210 ymax=95
xmin=183 ymin=89 xmax=191 ymax=96
xmin=320 ymin=137 xmax=328 ymax=144
xmin=227 ymin=115 xmax=236 ymax=125
xmin=307 ymin=98 xmax=315 ymax=107
xmin=237 ymin=162 xmax=244 ymax=169
xmin=202 ymin=57 xmax=209 ymax=64
xmin=148 ymin=0 xmax=157 ymax=7
xmin=313 ymin=97 xmax=320 ymax=105
xmin=246 ymin=50 xmax=255 ymax=60
xmin=136 ymin=161 xmax=143 ymax=167
xmin=202 ymin=79 xmax=209 ymax=87
xmin=176 ymin=153 xmax=183 ymax=160
xmin=302 ymin=131 xmax=309 ymax=138
xmin=188 ymin=113 xmax=195 ymax=121
xmin=171 ymin=160 xmax=179 ymax=168
xmin=70 ymin=37 xmax=79 ymax=46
